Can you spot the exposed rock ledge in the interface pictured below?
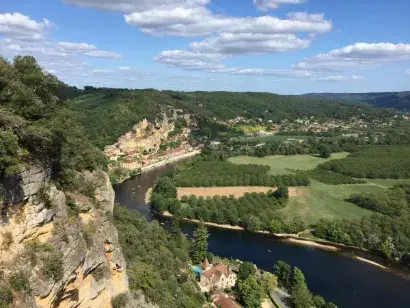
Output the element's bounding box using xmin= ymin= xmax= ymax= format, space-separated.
xmin=0 ymin=167 xmax=133 ymax=308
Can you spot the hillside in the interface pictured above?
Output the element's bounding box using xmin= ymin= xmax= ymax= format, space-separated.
xmin=68 ymin=88 xmax=395 ymax=148
xmin=301 ymin=92 xmax=410 ymax=111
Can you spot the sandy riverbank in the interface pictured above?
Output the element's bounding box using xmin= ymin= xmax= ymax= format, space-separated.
xmin=160 ymin=211 xmax=392 ymax=269
xmin=141 ymin=150 xmax=200 ymax=173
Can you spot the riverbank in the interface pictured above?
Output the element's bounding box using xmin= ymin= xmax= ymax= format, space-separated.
xmin=161 ymin=211 xmax=394 ymax=269
xmin=113 ymin=150 xmax=200 ymax=184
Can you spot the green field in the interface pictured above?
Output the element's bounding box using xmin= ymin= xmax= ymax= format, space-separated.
xmin=281 ymin=180 xmax=386 ymax=225
xmin=236 ymin=125 xmax=267 ymax=134
xmin=364 ymin=178 xmax=410 ymax=188
xmin=228 ymin=153 xmax=349 ymax=175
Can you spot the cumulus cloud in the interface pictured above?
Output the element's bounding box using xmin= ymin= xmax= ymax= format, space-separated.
xmin=154 ymin=49 xmax=314 ymax=78
xmin=0 ymin=12 xmax=52 ymax=41
xmin=190 ymin=33 xmax=310 ymax=54
xmin=253 ymin=0 xmax=306 ymax=11
xmin=57 ymin=41 xmax=97 ymax=52
xmin=124 ymin=9 xmax=332 ymax=37
xmin=294 ymin=42 xmax=410 ymax=71
xmin=64 ymin=0 xmax=210 ymax=12
xmin=314 ymin=75 xmax=366 ymax=82
xmin=83 ymin=50 xmax=123 ymax=59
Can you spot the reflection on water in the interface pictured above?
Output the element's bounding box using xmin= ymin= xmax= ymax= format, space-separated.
xmin=115 ymin=164 xmax=410 ymax=308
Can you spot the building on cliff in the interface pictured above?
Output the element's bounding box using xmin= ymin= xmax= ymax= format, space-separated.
xmin=199 ymin=260 xmax=237 ymax=293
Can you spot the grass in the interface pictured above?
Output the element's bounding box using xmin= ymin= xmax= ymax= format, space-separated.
xmin=364 ymin=178 xmax=410 ymax=188
xmin=228 ymin=153 xmax=349 ymax=175
xmin=236 ymin=125 xmax=267 ymax=134
xmin=280 ymin=180 xmax=387 ymax=225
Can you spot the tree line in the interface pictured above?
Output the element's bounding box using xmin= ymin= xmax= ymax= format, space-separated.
xmin=174 ymin=161 xmax=310 ymax=187
xmin=319 ymin=146 xmax=410 ymax=179
xmin=314 ymin=184 xmax=410 ymax=261
xmin=274 ymin=261 xmax=337 ymax=308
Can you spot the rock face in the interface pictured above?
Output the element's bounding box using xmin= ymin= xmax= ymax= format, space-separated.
xmin=104 ymin=109 xmax=195 ymax=172
xmin=0 ymin=167 xmax=130 ymax=308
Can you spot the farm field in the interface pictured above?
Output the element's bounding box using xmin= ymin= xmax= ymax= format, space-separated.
xmin=177 ymin=186 xmax=301 ymax=199
xmin=228 ymin=153 xmax=349 ymax=175
xmin=280 ymin=180 xmax=387 ymax=225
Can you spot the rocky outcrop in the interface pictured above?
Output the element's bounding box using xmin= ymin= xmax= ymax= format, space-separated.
xmin=0 ymin=167 xmax=131 ymax=308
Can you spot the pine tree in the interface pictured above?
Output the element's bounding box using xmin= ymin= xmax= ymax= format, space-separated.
xmin=191 ymin=224 xmax=209 ymax=264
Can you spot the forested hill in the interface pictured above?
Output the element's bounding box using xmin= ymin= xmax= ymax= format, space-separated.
xmin=68 ymin=87 xmax=394 ymax=148
xmin=301 ymin=92 xmax=410 ymax=111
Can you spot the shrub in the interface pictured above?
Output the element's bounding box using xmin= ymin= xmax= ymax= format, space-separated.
xmin=92 ymin=265 xmax=108 ymax=282
xmin=66 ymin=198 xmax=78 ymax=217
xmin=9 ymin=272 xmax=30 ymax=292
xmin=43 ymin=250 xmax=63 ymax=282
xmin=0 ymin=284 xmax=13 ymax=308
xmin=83 ymin=221 xmax=96 ymax=247
xmin=111 ymin=293 xmax=128 ymax=308
xmin=1 ymin=231 xmax=13 ymax=250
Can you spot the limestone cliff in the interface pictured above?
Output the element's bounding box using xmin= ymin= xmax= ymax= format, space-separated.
xmin=0 ymin=167 xmax=130 ymax=308
xmin=104 ymin=109 xmax=197 ymax=176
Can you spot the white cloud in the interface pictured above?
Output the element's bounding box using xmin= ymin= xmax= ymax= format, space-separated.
xmin=64 ymin=0 xmax=210 ymax=13
xmin=253 ymin=0 xmax=306 ymax=11
xmin=406 ymin=69 xmax=410 ymax=75
xmin=314 ymin=75 xmax=366 ymax=82
xmin=125 ymin=8 xmax=332 ymax=37
xmin=154 ymin=49 xmax=314 ymax=78
xmin=190 ymin=33 xmax=310 ymax=54
xmin=57 ymin=41 xmax=97 ymax=52
xmin=0 ymin=12 xmax=52 ymax=41
xmin=294 ymin=42 xmax=410 ymax=71
xmin=84 ymin=50 xmax=123 ymax=59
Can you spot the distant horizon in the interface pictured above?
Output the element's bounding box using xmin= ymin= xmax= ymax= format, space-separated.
xmin=1 ymin=0 xmax=410 ymax=93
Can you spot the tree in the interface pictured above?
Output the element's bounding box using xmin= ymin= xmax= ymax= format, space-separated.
xmin=171 ymin=214 xmax=181 ymax=235
xmin=260 ymin=272 xmax=278 ymax=295
xmin=291 ymin=267 xmax=313 ymax=308
xmin=191 ymin=224 xmax=209 ymax=264
xmin=153 ymin=177 xmax=177 ymax=199
xmin=206 ymin=252 xmax=214 ymax=264
xmin=380 ymin=237 xmax=395 ymax=259
xmin=238 ymin=276 xmax=264 ymax=308
xmin=319 ymin=145 xmax=332 ymax=159
xmin=274 ymin=261 xmax=291 ymax=289
xmin=238 ymin=261 xmax=256 ymax=281
xmin=274 ymin=186 xmax=289 ymax=199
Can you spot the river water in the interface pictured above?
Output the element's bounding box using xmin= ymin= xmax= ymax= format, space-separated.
xmin=114 ymin=163 xmax=410 ymax=308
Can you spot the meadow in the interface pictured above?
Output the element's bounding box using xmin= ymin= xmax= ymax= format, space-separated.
xmin=228 ymin=153 xmax=349 ymax=175
xmin=280 ymin=180 xmax=386 ymax=225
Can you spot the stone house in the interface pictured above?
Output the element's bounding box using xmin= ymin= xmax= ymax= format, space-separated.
xmin=199 ymin=259 xmax=237 ymax=293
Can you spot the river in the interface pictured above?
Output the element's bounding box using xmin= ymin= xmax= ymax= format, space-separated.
xmin=114 ymin=163 xmax=410 ymax=308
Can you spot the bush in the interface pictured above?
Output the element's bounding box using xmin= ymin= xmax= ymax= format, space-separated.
xmin=111 ymin=293 xmax=128 ymax=308
xmin=9 ymin=272 xmax=30 ymax=292
xmin=43 ymin=250 xmax=63 ymax=282
xmin=92 ymin=265 xmax=108 ymax=282
xmin=1 ymin=231 xmax=13 ymax=250
xmin=83 ymin=221 xmax=96 ymax=247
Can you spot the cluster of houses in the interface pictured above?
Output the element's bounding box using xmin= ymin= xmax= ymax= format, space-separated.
xmin=194 ymin=258 xmax=241 ymax=308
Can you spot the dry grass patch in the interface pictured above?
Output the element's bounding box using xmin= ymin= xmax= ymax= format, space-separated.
xmin=177 ymin=186 xmax=301 ymax=199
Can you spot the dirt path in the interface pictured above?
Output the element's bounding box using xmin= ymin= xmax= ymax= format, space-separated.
xmin=177 ymin=186 xmax=301 ymax=199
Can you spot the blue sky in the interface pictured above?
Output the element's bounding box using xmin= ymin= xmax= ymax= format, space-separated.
xmin=1 ymin=0 xmax=409 ymax=93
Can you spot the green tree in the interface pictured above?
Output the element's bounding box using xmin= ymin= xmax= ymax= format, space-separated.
xmin=191 ymin=224 xmax=209 ymax=264
xmin=319 ymin=145 xmax=332 ymax=158
xmin=238 ymin=261 xmax=256 ymax=281
xmin=274 ymin=261 xmax=291 ymax=289
xmin=291 ymin=267 xmax=313 ymax=308
xmin=274 ymin=186 xmax=289 ymax=199
xmin=238 ymin=276 xmax=264 ymax=308
xmin=153 ymin=177 xmax=177 ymax=199
xmin=380 ymin=237 xmax=395 ymax=259
xmin=260 ymin=271 xmax=278 ymax=295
